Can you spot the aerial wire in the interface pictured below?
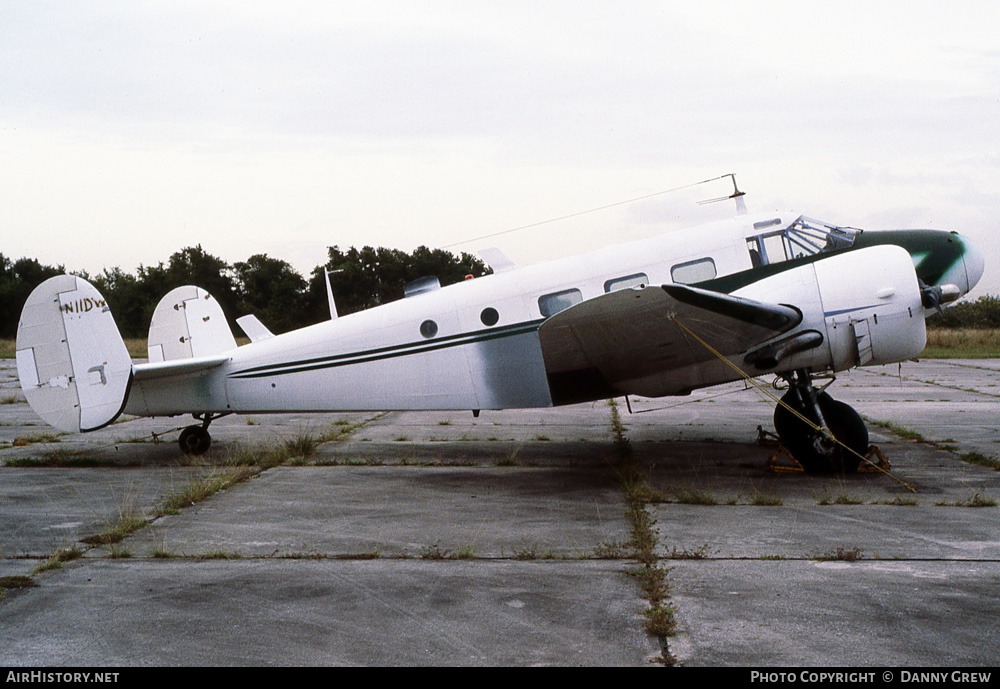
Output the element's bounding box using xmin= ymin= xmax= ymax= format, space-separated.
xmin=442 ymin=173 xmax=738 ymax=249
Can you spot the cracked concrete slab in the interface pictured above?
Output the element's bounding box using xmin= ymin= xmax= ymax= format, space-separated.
xmin=1 ymin=358 xmax=999 ymax=666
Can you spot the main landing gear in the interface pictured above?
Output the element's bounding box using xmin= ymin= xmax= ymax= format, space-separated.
xmin=772 ymin=370 xmax=869 ymax=474
xmin=177 ymin=413 xmax=227 ymax=456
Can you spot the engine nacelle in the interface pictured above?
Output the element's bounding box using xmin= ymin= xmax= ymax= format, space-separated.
xmin=737 ymin=245 xmax=926 ymax=374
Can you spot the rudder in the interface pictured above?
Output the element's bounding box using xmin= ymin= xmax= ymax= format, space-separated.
xmin=16 ymin=275 xmax=132 ymax=432
xmin=147 ymin=286 xmax=237 ymax=362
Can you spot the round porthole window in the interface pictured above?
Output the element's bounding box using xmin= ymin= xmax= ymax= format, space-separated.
xmin=420 ymin=319 xmax=438 ymax=339
xmin=480 ymin=307 xmax=499 ymax=327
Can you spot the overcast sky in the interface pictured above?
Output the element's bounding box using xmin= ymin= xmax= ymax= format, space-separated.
xmin=2 ymin=1 xmax=998 ymax=295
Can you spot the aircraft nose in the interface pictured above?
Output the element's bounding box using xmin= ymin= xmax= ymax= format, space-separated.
xmin=962 ymin=236 xmax=985 ymax=294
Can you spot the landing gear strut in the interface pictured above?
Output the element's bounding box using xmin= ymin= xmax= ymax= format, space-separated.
xmin=773 ymin=370 xmax=868 ymax=473
xmin=177 ymin=413 xmax=226 ymax=456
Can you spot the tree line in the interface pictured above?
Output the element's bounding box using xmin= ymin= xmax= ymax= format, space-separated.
xmin=1 ymin=245 xmax=490 ymax=339
xmin=926 ymin=294 xmax=1000 ymax=329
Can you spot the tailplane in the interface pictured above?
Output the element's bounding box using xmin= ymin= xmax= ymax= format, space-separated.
xmin=16 ymin=275 xmax=132 ymax=432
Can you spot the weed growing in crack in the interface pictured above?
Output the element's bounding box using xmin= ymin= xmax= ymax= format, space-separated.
xmin=749 ymin=491 xmax=783 ymax=506
xmin=817 ymin=493 xmax=865 ymax=505
xmin=673 ymin=488 xmax=719 ymax=505
xmin=609 ymin=399 xmax=677 ymax=665
xmin=874 ymin=496 xmax=919 ymax=506
xmin=810 ymin=546 xmax=864 ymax=562
xmin=935 ymin=493 xmax=997 ymax=507
xmin=959 ymin=452 xmax=1000 ymax=471
xmin=32 ymin=546 xmax=83 ymax=575
xmin=420 ymin=542 xmax=450 ymax=560
xmin=667 ymin=544 xmax=711 ymax=560
xmin=81 ymin=501 xmax=150 ymax=546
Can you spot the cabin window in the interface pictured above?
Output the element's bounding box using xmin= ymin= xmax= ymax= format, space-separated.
xmin=670 ymin=258 xmax=717 ymax=285
xmin=419 ymin=319 xmax=438 ymax=339
xmin=604 ymin=273 xmax=648 ymax=293
xmin=538 ymin=289 xmax=582 ymax=317
xmin=480 ymin=307 xmax=499 ymax=326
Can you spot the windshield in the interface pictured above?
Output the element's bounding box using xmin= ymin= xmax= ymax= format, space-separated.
xmin=746 ymin=216 xmax=859 ymax=267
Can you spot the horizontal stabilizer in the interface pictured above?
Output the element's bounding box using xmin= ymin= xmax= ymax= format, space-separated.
xmin=236 ymin=314 xmax=275 ymax=342
xmin=479 ymin=248 xmax=517 ymax=273
xmin=148 ymin=286 xmax=237 ymax=362
xmin=16 ymin=275 xmax=132 ymax=432
xmin=133 ymin=354 xmax=230 ymax=382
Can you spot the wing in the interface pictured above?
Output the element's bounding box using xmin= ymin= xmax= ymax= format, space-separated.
xmin=537 ymin=284 xmax=801 ymax=402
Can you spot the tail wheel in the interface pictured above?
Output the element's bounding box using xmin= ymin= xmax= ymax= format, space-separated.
xmin=178 ymin=425 xmax=212 ymax=456
xmin=773 ymin=391 xmax=868 ymax=473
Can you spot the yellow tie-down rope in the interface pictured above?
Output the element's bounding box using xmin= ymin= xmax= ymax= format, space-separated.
xmin=671 ymin=317 xmax=916 ymax=493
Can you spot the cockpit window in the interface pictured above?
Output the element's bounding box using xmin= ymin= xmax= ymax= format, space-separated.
xmin=746 ymin=216 xmax=859 ymax=267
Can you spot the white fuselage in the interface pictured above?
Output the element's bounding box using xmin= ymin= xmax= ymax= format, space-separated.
xmin=121 ymin=211 xmax=924 ymax=417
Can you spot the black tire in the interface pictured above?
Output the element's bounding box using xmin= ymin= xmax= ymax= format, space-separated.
xmin=178 ymin=425 xmax=212 ymax=456
xmin=773 ymin=391 xmax=868 ymax=473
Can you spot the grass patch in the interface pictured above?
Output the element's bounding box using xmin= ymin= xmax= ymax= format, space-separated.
xmin=0 ymin=339 xmax=18 ymax=359
xmin=32 ymin=546 xmax=83 ymax=575
xmin=593 ymin=539 xmax=630 ymax=559
xmin=642 ymin=604 xmax=678 ymax=638
xmin=160 ymin=466 xmax=255 ymax=513
xmin=667 ymin=544 xmax=710 ymax=560
xmin=874 ymin=496 xmax=919 ymax=506
xmin=673 ymin=488 xmax=718 ymax=505
xmin=0 ymin=575 xmax=37 ymax=590
xmin=280 ymin=432 xmax=319 ymax=461
xmin=3 ymin=451 xmax=105 ymax=468
xmin=935 ymin=493 xmax=997 ymax=507
xmin=958 ymin=452 xmax=1000 ymax=471
xmin=495 ymin=448 xmax=521 ymax=467
xmin=122 ymin=338 xmax=148 ymax=358
xmin=197 ymin=550 xmax=242 ymax=560
xmin=810 ymin=546 xmax=864 ymax=562
xmin=609 ymin=399 xmax=677 ymax=665
xmin=868 ymin=419 xmax=925 ymax=442
xmin=512 ymin=544 xmax=556 ymax=560
xmin=80 ymin=506 xmax=149 ymax=545
xmin=418 ymin=542 xmax=475 ymax=560
xmin=817 ymin=493 xmax=865 ymax=505
xmin=1 ymin=393 xmax=20 ymax=404
xmin=11 ymin=433 xmax=62 ymax=447
xmin=338 ymin=550 xmax=381 ymax=560
xmin=922 ymin=329 xmax=1000 ymax=359
xmin=420 ymin=542 xmax=450 ymax=560
xmin=453 ymin=545 xmax=476 ymax=560
xmin=749 ymin=491 xmax=783 ymax=506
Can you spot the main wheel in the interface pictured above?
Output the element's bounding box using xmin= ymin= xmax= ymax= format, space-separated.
xmin=773 ymin=391 xmax=868 ymax=473
xmin=178 ymin=425 xmax=212 ymax=456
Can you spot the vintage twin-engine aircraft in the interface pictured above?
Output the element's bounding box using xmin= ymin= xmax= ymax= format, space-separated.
xmin=16 ymin=205 xmax=984 ymax=473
